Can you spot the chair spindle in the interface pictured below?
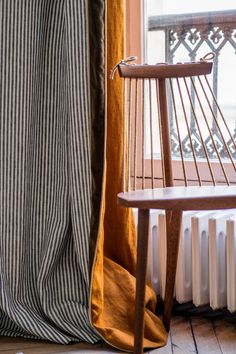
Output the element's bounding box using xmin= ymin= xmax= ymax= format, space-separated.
xmin=142 ymin=79 xmax=145 ymax=189
xmin=127 ymin=78 xmax=132 ymax=192
xmin=156 ymin=78 xmax=173 ymax=187
xmin=176 ymin=78 xmax=202 ymax=186
xmin=149 ymin=79 xmax=154 ymax=189
xmin=134 ymin=78 xmax=138 ymax=191
xmin=123 ymin=78 xmax=127 ymax=192
xmin=169 ymin=78 xmax=187 ymax=186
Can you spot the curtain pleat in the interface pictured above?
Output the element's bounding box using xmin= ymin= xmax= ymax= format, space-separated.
xmin=0 ymin=0 xmax=100 ymax=344
xmin=88 ymin=0 xmax=106 ymax=273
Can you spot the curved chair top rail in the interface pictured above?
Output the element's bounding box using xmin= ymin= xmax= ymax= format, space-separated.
xmin=118 ymin=61 xmax=213 ymax=79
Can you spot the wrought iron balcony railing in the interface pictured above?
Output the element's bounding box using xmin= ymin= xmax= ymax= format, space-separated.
xmin=148 ymin=10 xmax=236 ymax=159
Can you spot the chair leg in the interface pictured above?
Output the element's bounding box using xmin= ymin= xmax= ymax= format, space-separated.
xmin=134 ymin=209 xmax=149 ymax=354
xmin=163 ymin=210 xmax=182 ymax=332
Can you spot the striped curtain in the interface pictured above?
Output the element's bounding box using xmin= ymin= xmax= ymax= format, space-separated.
xmin=0 ymin=0 xmax=104 ymax=343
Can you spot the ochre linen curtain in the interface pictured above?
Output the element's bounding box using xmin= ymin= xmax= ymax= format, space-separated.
xmin=90 ymin=0 xmax=167 ymax=351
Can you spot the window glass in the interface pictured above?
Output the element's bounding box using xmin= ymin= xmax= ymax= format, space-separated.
xmin=145 ymin=0 xmax=236 ymax=160
xmin=147 ymin=0 xmax=236 ymax=16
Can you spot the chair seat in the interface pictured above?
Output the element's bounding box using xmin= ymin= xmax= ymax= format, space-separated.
xmin=118 ymin=185 xmax=236 ymax=211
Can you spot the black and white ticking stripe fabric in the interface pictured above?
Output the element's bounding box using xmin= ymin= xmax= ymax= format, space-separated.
xmin=0 ymin=0 xmax=99 ymax=343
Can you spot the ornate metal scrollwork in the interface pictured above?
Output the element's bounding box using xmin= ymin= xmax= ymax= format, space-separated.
xmin=148 ymin=10 xmax=236 ymax=159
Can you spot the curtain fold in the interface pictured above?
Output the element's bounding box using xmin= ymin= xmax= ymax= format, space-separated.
xmin=90 ymin=0 xmax=167 ymax=351
xmin=88 ymin=0 xmax=106 ymax=274
xmin=0 ymin=0 xmax=100 ymax=344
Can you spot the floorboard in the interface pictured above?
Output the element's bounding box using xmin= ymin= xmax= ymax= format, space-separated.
xmin=0 ymin=338 xmax=104 ymax=354
xmin=191 ymin=316 xmax=222 ymax=354
xmin=213 ymin=319 xmax=236 ymax=354
xmin=170 ymin=316 xmax=197 ymax=353
xmin=148 ymin=331 xmax=173 ymax=353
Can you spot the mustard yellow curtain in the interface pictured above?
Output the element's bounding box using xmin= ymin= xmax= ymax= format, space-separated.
xmin=90 ymin=1 xmax=167 ymax=351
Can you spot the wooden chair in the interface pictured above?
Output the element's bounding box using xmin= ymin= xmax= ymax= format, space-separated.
xmin=112 ymin=53 xmax=236 ymax=354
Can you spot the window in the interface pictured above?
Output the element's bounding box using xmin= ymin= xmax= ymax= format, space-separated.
xmin=126 ymin=0 xmax=236 ymax=186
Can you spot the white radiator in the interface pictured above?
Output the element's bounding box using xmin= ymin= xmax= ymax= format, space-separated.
xmin=133 ymin=209 xmax=236 ymax=312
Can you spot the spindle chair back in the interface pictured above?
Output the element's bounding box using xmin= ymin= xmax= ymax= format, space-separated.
xmin=112 ymin=53 xmax=236 ymax=354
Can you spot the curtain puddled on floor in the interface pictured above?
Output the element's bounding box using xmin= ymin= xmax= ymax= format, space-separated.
xmin=0 ymin=0 xmax=167 ymax=351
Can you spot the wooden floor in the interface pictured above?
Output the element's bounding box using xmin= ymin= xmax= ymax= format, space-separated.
xmin=1 ymin=316 xmax=236 ymax=354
